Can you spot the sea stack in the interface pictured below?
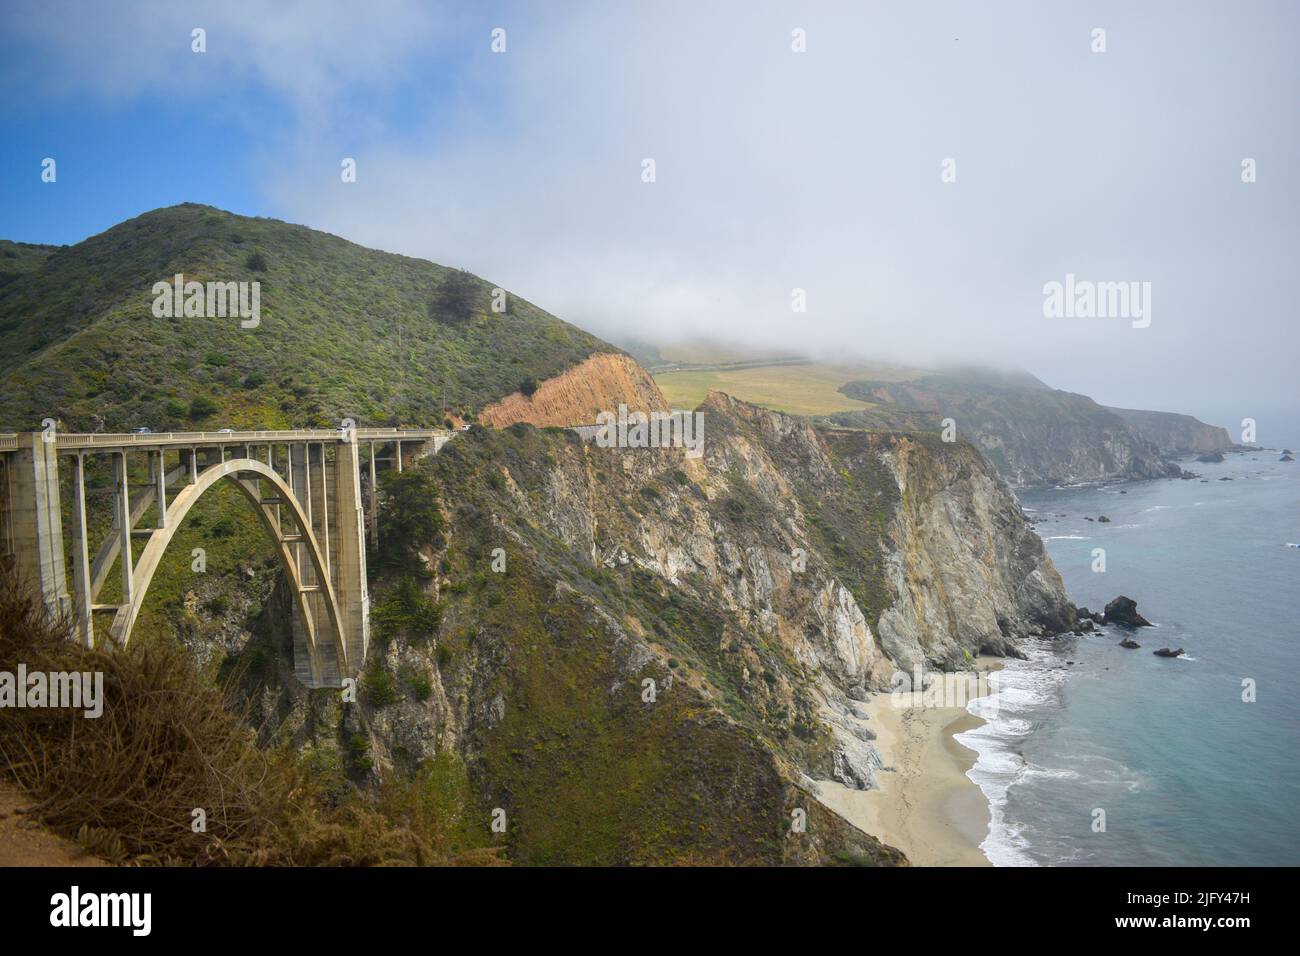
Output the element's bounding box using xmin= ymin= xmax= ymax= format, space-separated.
xmin=1103 ymin=595 xmax=1153 ymax=628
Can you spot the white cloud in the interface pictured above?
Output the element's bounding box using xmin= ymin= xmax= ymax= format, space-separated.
xmin=9 ymin=0 xmax=1299 ymax=424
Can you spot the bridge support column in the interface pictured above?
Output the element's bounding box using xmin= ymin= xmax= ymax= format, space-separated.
xmin=69 ymin=453 xmax=94 ymax=647
xmin=334 ymin=440 xmax=370 ymax=671
xmin=8 ymin=434 xmax=70 ymax=621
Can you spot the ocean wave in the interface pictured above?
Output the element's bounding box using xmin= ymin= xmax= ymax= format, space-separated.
xmin=958 ymin=648 xmax=1073 ymax=866
xmin=1022 ymin=765 xmax=1081 ymax=781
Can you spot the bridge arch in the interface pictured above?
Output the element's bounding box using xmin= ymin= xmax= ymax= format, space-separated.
xmin=107 ymin=457 xmax=348 ymax=685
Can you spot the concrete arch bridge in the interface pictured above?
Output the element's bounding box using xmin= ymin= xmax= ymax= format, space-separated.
xmin=0 ymin=427 xmax=451 ymax=688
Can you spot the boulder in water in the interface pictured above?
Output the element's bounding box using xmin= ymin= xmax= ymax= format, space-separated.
xmin=1098 ymin=515 xmax=1111 ymax=523
xmin=1076 ymin=606 xmax=1105 ymax=624
xmin=1119 ymin=638 xmax=1141 ymax=649
xmin=1104 ymin=595 xmax=1152 ymax=628
xmin=1281 ymin=452 xmax=1294 ymax=462
xmin=1153 ymin=647 xmax=1184 ymax=658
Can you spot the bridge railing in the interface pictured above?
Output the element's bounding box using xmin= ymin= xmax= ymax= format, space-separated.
xmin=5 ymin=428 xmax=451 ymax=452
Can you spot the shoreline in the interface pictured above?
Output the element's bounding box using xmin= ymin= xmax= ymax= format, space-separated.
xmin=814 ymin=657 xmax=1003 ymax=867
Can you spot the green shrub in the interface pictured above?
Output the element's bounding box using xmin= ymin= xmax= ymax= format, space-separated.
xmin=348 ymin=733 xmax=373 ymax=774
xmin=189 ymin=395 xmax=219 ymax=420
xmin=375 ymin=468 xmax=444 ymax=576
xmin=363 ymin=667 xmax=401 ymax=708
xmin=208 ymin=516 xmax=236 ymax=539
xmin=371 ymin=576 xmax=442 ymax=640
xmin=428 ymin=268 xmax=478 ymax=324
xmin=404 ymin=668 xmax=433 ymax=701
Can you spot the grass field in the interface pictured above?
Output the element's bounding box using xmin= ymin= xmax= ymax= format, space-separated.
xmin=654 ymin=360 xmax=923 ymax=416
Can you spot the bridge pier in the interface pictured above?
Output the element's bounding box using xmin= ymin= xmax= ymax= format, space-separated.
xmin=6 ymin=433 xmax=70 ymax=621
xmin=334 ymin=440 xmax=369 ymax=672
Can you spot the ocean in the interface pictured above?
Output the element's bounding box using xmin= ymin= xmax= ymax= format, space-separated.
xmin=957 ymin=447 xmax=1300 ymax=866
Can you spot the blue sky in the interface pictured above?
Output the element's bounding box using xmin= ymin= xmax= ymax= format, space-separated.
xmin=1 ymin=0 xmax=1297 ymax=433
xmin=0 ymin=0 xmax=502 ymax=244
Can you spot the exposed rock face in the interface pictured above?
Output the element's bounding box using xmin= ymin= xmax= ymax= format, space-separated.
xmin=242 ymin=390 xmax=1074 ymax=865
xmin=1106 ymin=406 xmax=1234 ymax=457
xmin=478 ymin=352 xmax=667 ymax=428
xmin=834 ymin=373 xmax=1183 ymax=488
xmin=1196 ymin=451 xmax=1225 ymax=463
xmin=1104 ymin=595 xmax=1152 ymax=628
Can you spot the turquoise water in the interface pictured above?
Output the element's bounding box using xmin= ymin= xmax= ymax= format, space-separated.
xmin=957 ymin=449 xmax=1300 ymax=866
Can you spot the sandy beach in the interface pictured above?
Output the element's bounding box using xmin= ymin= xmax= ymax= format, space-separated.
xmin=814 ymin=657 xmax=1003 ymax=866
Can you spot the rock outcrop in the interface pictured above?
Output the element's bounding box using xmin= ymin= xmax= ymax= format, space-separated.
xmin=1104 ymin=595 xmax=1152 ymax=628
xmin=478 ymin=352 xmax=667 ymax=428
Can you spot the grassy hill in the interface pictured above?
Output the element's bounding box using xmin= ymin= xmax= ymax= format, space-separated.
xmin=650 ymin=353 xmax=926 ymax=417
xmin=0 ymin=204 xmax=613 ymax=432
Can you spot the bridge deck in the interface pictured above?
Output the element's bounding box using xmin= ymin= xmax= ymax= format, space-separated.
xmin=0 ymin=428 xmax=450 ymax=453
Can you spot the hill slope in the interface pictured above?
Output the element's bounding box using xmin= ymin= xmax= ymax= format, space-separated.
xmin=1105 ymin=405 xmax=1233 ymax=457
xmin=0 ymin=204 xmax=615 ymax=432
xmin=835 ymin=372 xmax=1185 ymax=487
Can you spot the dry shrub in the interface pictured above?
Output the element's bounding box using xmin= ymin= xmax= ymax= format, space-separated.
xmin=0 ymin=562 xmax=504 ymax=867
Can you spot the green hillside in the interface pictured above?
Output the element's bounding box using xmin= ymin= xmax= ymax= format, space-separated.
xmin=0 ymin=204 xmax=613 ymax=432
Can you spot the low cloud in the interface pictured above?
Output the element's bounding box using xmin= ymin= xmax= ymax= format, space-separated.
xmin=8 ymin=0 xmax=1298 ymax=428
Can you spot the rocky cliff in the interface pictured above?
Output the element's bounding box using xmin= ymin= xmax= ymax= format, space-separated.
xmin=836 ymin=373 xmax=1183 ymax=487
xmin=1105 ymin=406 xmax=1233 ymax=457
xmin=234 ymin=391 xmax=1075 ymax=864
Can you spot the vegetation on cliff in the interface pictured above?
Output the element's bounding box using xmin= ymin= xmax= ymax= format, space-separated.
xmin=0 ymin=562 xmax=501 ymax=866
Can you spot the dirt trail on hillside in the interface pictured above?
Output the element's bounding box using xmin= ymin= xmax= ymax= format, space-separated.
xmin=0 ymin=781 xmax=105 ymax=867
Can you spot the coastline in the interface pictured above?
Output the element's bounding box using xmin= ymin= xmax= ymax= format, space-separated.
xmin=814 ymin=657 xmax=1003 ymax=867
